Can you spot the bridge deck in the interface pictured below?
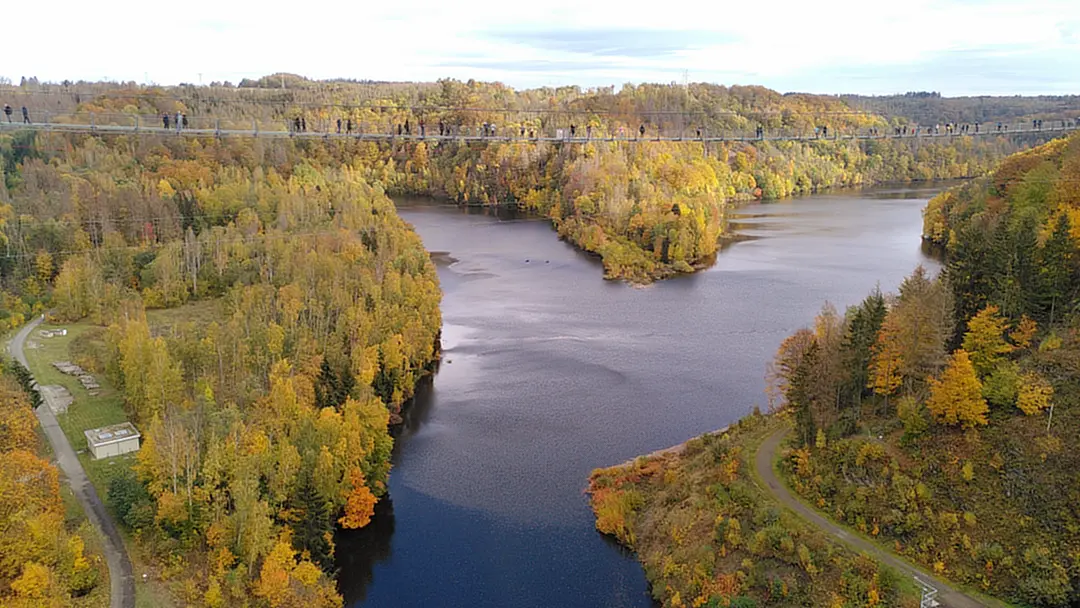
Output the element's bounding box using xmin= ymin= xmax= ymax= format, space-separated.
xmin=2 ymin=120 xmax=1076 ymax=143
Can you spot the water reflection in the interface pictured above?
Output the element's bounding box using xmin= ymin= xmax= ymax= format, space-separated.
xmin=335 ymin=496 xmax=394 ymax=605
xmin=343 ymin=186 xmax=946 ymax=607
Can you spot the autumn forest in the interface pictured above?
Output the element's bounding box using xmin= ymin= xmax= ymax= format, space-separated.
xmin=2 ymin=75 xmax=1080 ymax=607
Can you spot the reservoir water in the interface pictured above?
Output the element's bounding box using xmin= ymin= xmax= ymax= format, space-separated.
xmin=338 ymin=185 xmax=946 ymax=607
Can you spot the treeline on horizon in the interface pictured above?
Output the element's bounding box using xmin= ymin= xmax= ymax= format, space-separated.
xmin=4 ymin=75 xmax=1061 ymax=281
xmin=771 ymin=131 xmax=1080 ymax=606
xmin=0 ymin=130 xmax=442 ymax=606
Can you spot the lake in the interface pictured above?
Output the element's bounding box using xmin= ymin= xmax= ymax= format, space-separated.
xmin=338 ymin=185 xmax=946 ymax=607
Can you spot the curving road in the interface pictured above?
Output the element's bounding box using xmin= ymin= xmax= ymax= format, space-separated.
xmin=755 ymin=426 xmax=1004 ymax=608
xmin=9 ymin=317 xmax=136 ymax=608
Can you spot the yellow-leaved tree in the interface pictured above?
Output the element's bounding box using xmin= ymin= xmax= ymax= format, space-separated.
xmin=867 ymin=315 xmax=903 ymax=400
xmin=962 ymin=305 xmax=1012 ymax=376
xmin=1016 ymin=372 xmax=1053 ymax=415
xmin=926 ymin=350 xmax=988 ymax=428
xmin=254 ymin=531 xmax=341 ymax=608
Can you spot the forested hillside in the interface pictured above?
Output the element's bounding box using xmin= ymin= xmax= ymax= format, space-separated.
xmin=0 ymin=129 xmax=442 ymax=606
xmin=3 ymin=78 xmax=1046 ymax=281
xmin=771 ymin=132 xmax=1080 ymax=606
xmin=588 ymin=414 xmax=920 ymax=608
xmin=0 ymin=366 xmax=107 ymax=607
xmin=843 ymin=92 xmax=1080 ymax=128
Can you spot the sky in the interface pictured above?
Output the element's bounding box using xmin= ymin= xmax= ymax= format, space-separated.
xmin=5 ymin=0 xmax=1080 ymax=96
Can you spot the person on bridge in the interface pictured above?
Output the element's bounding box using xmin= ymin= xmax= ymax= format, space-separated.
xmin=21 ymin=106 xmax=30 ymax=124
xmin=586 ymin=124 xmax=592 ymax=139
xmin=337 ymin=119 xmax=342 ymax=134
xmin=4 ymin=104 xmax=12 ymax=122
xmin=639 ymin=124 xmax=645 ymax=139
xmin=822 ymin=125 xmax=828 ymax=138
xmin=420 ymin=120 xmax=425 ymax=137
xmin=176 ymin=111 xmax=182 ymax=131
xmin=182 ymin=114 xmax=188 ymax=129
xmin=569 ymin=124 xmax=576 ymax=138
xmin=301 ymin=117 xmax=306 ymax=132
xmin=404 ymin=119 xmax=411 ymax=135
xmin=295 ymin=117 xmax=302 ymax=132
xmin=439 ymin=120 xmax=445 ymax=136
xmin=347 ymin=119 xmax=353 ymax=134
xmin=163 ymin=113 xmax=170 ymax=129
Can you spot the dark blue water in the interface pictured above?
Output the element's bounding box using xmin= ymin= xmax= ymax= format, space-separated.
xmin=339 ymin=185 xmax=944 ymax=607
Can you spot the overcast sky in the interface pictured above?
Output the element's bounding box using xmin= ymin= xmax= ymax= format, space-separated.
xmin=6 ymin=0 xmax=1079 ymax=96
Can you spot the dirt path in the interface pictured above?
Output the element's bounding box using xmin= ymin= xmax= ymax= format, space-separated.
xmin=755 ymin=426 xmax=1004 ymax=608
xmin=9 ymin=317 xmax=136 ymax=608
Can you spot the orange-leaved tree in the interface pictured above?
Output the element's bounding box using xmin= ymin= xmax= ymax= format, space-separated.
xmin=338 ymin=468 xmax=378 ymax=529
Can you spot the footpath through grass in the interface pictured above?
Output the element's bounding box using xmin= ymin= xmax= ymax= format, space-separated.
xmin=21 ymin=319 xmax=176 ymax=607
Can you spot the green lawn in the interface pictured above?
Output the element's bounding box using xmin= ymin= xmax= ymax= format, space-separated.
xmin=23 ymin=321 xmax=130 ymax=453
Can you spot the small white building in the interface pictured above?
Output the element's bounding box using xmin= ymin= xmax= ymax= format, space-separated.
xmin=85 ymin=422 xmax=141 ymax=459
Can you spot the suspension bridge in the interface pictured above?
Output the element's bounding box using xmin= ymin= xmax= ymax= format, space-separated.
xmin=1 ymin=110 xmax=1077 ymax=144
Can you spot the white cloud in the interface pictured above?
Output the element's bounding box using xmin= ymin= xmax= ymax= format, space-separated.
xmin=4 ymin=0 xmax=1078 ymax=94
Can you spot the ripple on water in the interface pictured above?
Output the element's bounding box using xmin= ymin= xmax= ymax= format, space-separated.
xmin=342 ymin=191 xmax=945 ymax=607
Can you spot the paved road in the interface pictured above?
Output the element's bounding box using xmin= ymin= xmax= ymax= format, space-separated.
xmin=9 ymin=317 xmax=136 ymax=608
xmin=755 ymin=426 xmax=1004 ymax=608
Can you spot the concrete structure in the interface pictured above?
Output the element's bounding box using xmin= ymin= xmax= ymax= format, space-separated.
xmin=38 ymin=384 xmax=74 ymax=414
xmin=85 ymin=423 xmax=141 ymax=459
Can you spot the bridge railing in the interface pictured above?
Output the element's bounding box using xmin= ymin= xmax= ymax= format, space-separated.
xmin=2 ymin=110 xmax=1078 ymax=142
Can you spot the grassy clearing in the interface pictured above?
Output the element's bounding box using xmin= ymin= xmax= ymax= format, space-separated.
xmin=23 ymin=321 xmax=130 ymax=453
xmin=23 ymin=314 xmax=200 ymax=607
xmin=146 ymin=298 xmax=222 ymax=334
xmin=128 ymin=536 xmax=178 ymax=608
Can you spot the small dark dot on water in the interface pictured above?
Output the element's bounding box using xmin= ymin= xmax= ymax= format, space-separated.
xmin=525 ymin=259 xmax=530 ymax=263
xmin=545 ymin=260 xmax=549 ymax=263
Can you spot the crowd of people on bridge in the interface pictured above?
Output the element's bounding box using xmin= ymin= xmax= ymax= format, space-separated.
xmin=189 ymin=113 xmax=1080 ymax=140
xmin=162 ymin=111 xmax=189 ymax=131
xmin=6 ymin=103 xmax=1080 ymax=141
